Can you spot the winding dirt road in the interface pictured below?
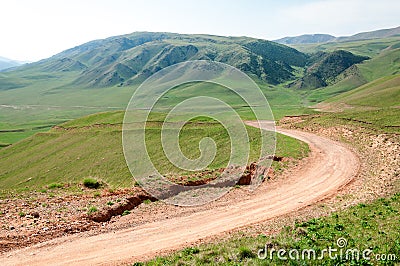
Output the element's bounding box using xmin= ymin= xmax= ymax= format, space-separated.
xmin=1 ymin=122 xmax=359 ymax=265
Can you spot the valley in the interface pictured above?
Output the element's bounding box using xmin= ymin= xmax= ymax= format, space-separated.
xmin=0 ymin=25 xmax=399 ymax=265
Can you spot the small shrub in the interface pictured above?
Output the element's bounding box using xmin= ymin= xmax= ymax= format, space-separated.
xmin=121 ymin=210 xmax=131 ymax=216
xmin=238 ymin=246 xmax=255 ymax=259
xmin=107 ymin=201 xmax=114 ymax=206
xmin=182 ymin=247 xmax=200 ymax=255
xmin=87 ymin=206 xmax=98 ymax=215
xmin=93 ymin=192 xmax=101 ymax=198
xmin=143 ymin=199 xmax=152 ymax=204
xmin=83 ymin=178 xmax=100 ymax=189
xmin=48 ymin=183 xmax=63 ymax=189
xmin=18 ymin=212 xmax=26 ymax=217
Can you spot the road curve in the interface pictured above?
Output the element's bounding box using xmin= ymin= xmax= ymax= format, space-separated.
xmin=1 ymin=122 xmax=359 ymax=265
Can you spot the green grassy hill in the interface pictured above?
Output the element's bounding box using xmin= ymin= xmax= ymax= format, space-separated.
xmin=304 ymin=40 xmax=400 ymax=103
xmin=2 ymin=32 xmax=307 ymax=89
xmin=0 ymin=32 xmax=313 ymax=145
xmin=325 ymin=74 xmax=400 ymax=108
xmin=0 ymin=32 xmax=398 ymax=147
xmin=291 ymin=50 xmax=368 ymax=90
xmin=0 ymin=111 xmax=309 ymax=195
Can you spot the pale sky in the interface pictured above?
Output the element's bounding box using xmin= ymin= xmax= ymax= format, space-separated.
xmin=1 ymin=0 xmax=399 ymax=62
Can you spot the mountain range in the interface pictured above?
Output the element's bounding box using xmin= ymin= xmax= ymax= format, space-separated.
xmin=0 ymin=26 xmax=399 ymax=146
xmin=12 ymin=32 xmax=308 ymax=86
xmin=0 ymin=56 xmax=26 ymax=71
xmin=1 ymin=31 xmax=374 ymax=91
xmin=274 ymin=25 xmax=400 ymax=45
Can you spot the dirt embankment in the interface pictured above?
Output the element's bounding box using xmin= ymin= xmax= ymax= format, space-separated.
xmin=279 ymin=115 xmax=400 ymax=201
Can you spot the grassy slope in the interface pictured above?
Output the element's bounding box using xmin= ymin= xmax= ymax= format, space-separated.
xmin=0 ymin=111 xmax=309 ymax=194
xmin=325 ymin=74 xmax=400 ymax=108
xmin=314 ymin=72 xmax=400 ymax=134
xmin=358 ymin=48 xmax=400 ymax=82
xmin=0 ymin=31 xmax=312 ymax=145
xmin=143 ymin=194 xmax=400 ymax=265
xmin=0 ymin=77 xmax=312 ymax=146
xmin=292 ymin=37 xmax=400 ymax=57
xmin=1 ymin=36 xmax=399 ymax=146
xmin=0 ymin=67 xmax=135 ymax=145
xmin=299 ymin=38 xmax=400 ymax=103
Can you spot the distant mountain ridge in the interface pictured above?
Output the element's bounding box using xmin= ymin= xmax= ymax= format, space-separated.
xmin=274 ymin=25 xmax=400 ymax=45
xmin=1 ymin=31 xmax=378 ymax=92
xmin=275 ymin=34 xmax=336 ymax=45
xmin=13 ymin=32 xmax=307 ymax=87
xmin=0 ymin=56 xmax=25 ymax=71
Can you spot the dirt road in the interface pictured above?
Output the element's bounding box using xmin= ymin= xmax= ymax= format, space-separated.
xmin=1 ymin=122 xmax=359 ymax=265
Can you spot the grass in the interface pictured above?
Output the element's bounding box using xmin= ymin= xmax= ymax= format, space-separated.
xmin=325 ymin=74 xmax=400 ymax=108
xmin=122 ymin=210 xmax=131 ymax=216
xmin=143 ymin=199 xmax=152 ymax=204
xmin=298 ymin=39 xmax=400 ymax=103
xmin=358 ymin=48 xmax=400 ymax=82
xmin=83 ymin=178 xmax=101 ymax=189
xmin=0 ymin=33 xmax=315 ymax=146
xmin=304 ymin=108 xmax=400 ymax=134
xmin=47 ymin=183 xmax=63 ymax=189
xmin=137 ymin=193 xmax=400 ymax=265
xmin=87 ymin=206 xmax=98 ymax=215
xmin=0 ymin=73 xmax=316 ymax=146
xmin=0 ymin=111 xmax=309 ymax=195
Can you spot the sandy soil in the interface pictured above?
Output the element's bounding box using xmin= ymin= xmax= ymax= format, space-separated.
xmin=0 ymin=122 xmax=359 ymax=265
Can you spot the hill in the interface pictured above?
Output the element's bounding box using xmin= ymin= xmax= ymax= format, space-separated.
xmin=303 ymin=41 xmax=400 ymax=102
xmin=275 ymin=25 xmax=400 ymax=45
xmin=322 ymin=74 xmax=400 ymax=109
xmin=0 ymin=31 xmax=314 ymax=145
xmin=336 ymin=25 xmax=400 ymax=42
xmin=0 ymin=111 xmax=309 ymax=193
xmin=7 ymin=32 xmax=307 ymax=87
xmin=275 ymin=34 xmax=336 ymax=45
xmin=0 ymin=56 xmax=24 ymax=71
xmin=0 ymin=31 xmax=394 ymax=146
xmin=289 ymin=50 xmax=368 ymax=89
